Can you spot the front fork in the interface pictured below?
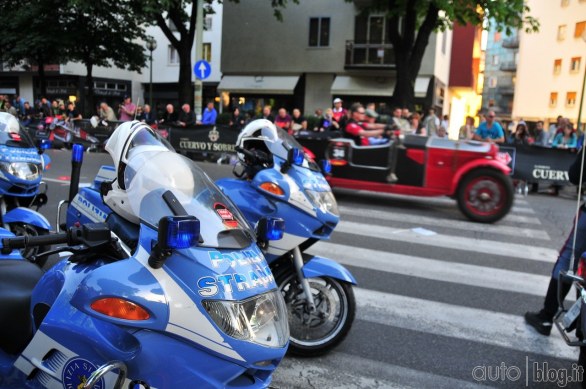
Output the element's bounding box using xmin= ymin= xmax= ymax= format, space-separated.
xmin=292 ymin=246 xmax=316 ymax=312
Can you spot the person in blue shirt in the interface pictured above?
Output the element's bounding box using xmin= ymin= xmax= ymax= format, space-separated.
xmin=200 ymin=101 xmax=217 ymax=125
xmin=551 ymin=124 xmax=577 ymax=149
xmin=473 ymin=110 xmax=505 ymax=144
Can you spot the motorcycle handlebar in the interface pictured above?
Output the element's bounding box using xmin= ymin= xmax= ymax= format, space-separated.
xmin=1 ymin=224 xmax=110 ymax=255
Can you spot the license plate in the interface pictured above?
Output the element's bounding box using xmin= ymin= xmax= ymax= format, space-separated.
xmin=561 ymin=298 xmax=582 ymax=329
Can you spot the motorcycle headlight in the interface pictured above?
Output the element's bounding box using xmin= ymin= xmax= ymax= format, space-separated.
xmin=202 ymin=290 xmax=289 ymax=348
xmin=304 ymin=189 xmax=339 ymax=215
xmin=0 ymin=162 xmax=40 ymax=181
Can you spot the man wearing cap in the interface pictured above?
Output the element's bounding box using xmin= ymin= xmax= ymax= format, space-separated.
xmin=118 ymin=96 xmax=136 ymax=121
xmin=332 ymin=98 xmax=347 ymax=123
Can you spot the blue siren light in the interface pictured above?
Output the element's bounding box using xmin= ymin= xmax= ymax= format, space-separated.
xmin=71 ymin=144 xmax=84 ymax=163
xmin=161 ymin=216 xmax=200 ymax=249
xmin=40 ymin=139 xmax=52 ymax=150
xmin=320 ymin=159 xmax=332 ymax=174
xmin=264 ymin=218 xmax=285 ymax=241
xmin=289 ymin=148 xmax=304 ymax=166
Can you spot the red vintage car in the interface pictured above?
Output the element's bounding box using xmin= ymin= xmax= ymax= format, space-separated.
xmin=319 ymin=135 xmax=514 ymax=223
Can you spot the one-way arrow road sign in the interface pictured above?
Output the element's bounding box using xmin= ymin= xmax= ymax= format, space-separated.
xmin=194 ymin=60 xmax=211 ymax=80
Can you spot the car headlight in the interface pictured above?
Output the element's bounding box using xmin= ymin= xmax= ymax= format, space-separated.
xmin=0 ymin=162 xmax=40 ymax=181
xmin=202 ymin=290 xmax=289 ymax=348
xmin=304 ymin=189 xmax=339 ymax=215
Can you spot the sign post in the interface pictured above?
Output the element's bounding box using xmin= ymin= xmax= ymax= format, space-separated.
xmin=194 ymin=0 xmax=204 ymax=122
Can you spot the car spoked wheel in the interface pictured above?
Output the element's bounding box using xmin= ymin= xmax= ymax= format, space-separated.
xmin=277 ymin=273 xmax=355 ymax=356
xmin=457 ymin=168 xmax=514 ymax=223
xmin=9 ymin=223 xmax=49 ymax=266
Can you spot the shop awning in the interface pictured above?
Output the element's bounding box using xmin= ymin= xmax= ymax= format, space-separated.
xmin=330 ymin=75 xmax=431 ymax=98
xmin=414 ymin=76 xmax=431 ymax=98
xmin=331 ymin=76 xmax=395 ymax=97
xmin=217 ymin=75 xmax=300 ymax=95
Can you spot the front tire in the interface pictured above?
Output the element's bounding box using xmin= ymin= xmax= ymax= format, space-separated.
xmin=8 ymin=223 xmax=50 ymax=267
xmin=456 ymin=168 xmax=514 ymax=223
xmin=277 ymin=272 xmax=355 ymax=357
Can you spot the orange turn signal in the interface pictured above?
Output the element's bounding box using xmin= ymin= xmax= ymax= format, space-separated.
xmin=259 ymin=182 xmax=285 ymax=196
xmin=91 ymin=297 xmax=150 ymax=321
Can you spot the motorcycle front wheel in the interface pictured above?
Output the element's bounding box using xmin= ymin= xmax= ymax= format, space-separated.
xmin=277 ymin=272 xmax=355 ymax=357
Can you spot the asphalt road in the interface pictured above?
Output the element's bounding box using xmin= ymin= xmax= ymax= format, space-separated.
xmin=38 ymin=148 xmax=583 ymax=388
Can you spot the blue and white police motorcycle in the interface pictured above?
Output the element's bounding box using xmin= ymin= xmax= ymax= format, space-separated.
xmin=0 ymin=112 xmax=51 ymax=261
xmin=216 ymin=120 xmax=356 ymax=356
xmin=0 ymin=138 xmax=289 ymax=388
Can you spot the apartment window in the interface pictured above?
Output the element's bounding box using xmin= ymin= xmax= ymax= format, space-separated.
xmin=558 ymin=25 xmax=567 ymax=40
xmin=571 ymin=57 xmax=582 ymax=72
xmin=492 ymin=55 xmax=499 ymax=65
xmin=488 ymin=77 xmax=497 ymax=88
xmin=567 ymin=92 xmax=577 ymax=107
xmin=550 ymin=92 xmax=558 ymax=107
xmin=203 ymin=43 xmax=212 ymax=62
xmin=554 ymin=59 xmax=562 ymax=74
xmin=309 ymin=17 xmax=330 ymax=47
xmin=204 ymin=17 xmax=212 ymax=31
xmin=576 ymin=21 xmax=586 ymax=38
xmin=168 ymin=45 xmax=179 ymax=65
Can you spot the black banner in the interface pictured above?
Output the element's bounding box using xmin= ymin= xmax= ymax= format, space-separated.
xmin=163 ymin=125 xmax=240 ymax=155
xmin=498 ymin=145 xmax=576 ymax=184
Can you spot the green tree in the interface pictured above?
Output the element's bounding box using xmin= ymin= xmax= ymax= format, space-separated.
xmin=64 ymin=0 xmax=148 ymax=115
xmin=0 ymin=0 xmax=70 ymax=98
xmin=141 ymin=0 xmax=294 ymax=109
xmin=361 ymin=0 xmax=539 ymax=109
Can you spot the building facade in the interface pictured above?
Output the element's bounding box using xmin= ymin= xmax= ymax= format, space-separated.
xmin=0 ymin=2 xmax=223 ymax=117
xmin=220 ymin=0 xmax=452 ymax=116
xmin=513 ymin=0 xmax=586 ymax=129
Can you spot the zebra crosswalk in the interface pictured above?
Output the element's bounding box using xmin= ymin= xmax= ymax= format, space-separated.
xmin=271 ymin=193 xmax=581 ymax=388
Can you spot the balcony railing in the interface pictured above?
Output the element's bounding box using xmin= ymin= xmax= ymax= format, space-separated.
xmin=502 ymin=37 xmax=519 ymax=49
xmin=345 ymin=40 xmax=396 ymax=69
xmin=499 ymin=61 xmax=517 ymax=72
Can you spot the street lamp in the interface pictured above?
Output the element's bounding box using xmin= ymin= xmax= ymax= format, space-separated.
xmin=146 ymin=37 xmax=157 ymax=109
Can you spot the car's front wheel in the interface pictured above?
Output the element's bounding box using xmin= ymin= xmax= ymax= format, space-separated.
xmin=456 ymin=168 xmax=514 ymax=223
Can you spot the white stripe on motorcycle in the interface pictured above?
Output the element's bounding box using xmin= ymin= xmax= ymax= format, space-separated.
xmin=134 ymin=246 xmax=245 ymax=362
xmin=355 ymin=287 xmax=578 ymax=361
xmin=338 ymin=206 xmax=549 ymax=239
xmin=334 ymin=221 xmax=558 ymax=263
xmin=308 ymin=242 xmax=551 ymax=296
xmin=273 ymin=351 xmax=488 ymax=389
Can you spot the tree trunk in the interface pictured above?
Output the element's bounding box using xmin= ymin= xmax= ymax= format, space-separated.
xmin=178 ymin=42 xmax=193 ymax=107
xmin=36 ymin=53 xmax=47 ymax=98
xmin=392 ymin=54 xmax=416 ymax=110
xmin=85 ymin=62 xmax=95 ymax=117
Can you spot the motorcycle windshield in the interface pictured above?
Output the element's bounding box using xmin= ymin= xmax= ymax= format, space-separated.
xmin=125 ymin=151 xmax=254 ymax=248
xmin=264 ymin=127 xmax=320 ymax=171
xmin=0 ymin=126 xmax=36 ymax=149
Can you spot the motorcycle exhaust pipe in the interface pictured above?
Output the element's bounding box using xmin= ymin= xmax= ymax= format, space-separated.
xmin=69 ymin=144 xmax=84 ymax=203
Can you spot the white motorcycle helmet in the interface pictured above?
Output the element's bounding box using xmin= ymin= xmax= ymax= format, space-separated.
xmin=236 ymin=119 xmax=295 ymax=165
xmin=104 ymin=121 xmax=173 ymax=223
xmin=0 ymin=112 xmax=21 ymax=134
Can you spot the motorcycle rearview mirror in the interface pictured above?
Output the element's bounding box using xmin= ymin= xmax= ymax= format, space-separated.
xmin=256 ymin=217 xmax=285 ymax=250
xmin=281 ymin=147 xmax=304 ymax=174
xmin=148 ymin=216 xmax=200 ymax=269
xmin=320 ymin=159 xmax=332 ymax=175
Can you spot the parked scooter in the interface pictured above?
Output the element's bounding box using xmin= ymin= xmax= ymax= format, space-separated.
xmin=0 ymin=112 xmax=52 ymax=261
xmin=216 ymin=119 xmax=356 ymax=356
xmin=0 ymin=136 xmax=289 ymax=388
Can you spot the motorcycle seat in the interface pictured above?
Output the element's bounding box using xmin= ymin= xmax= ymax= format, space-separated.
xmin=0 ymin=260 xmax=44 ymax=355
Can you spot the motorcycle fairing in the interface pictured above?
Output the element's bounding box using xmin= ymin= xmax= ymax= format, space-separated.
xmin=3 ymin=207 xmax=50 ymax=230
xmin=68 ymin=191 xmax=109 ymax=225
